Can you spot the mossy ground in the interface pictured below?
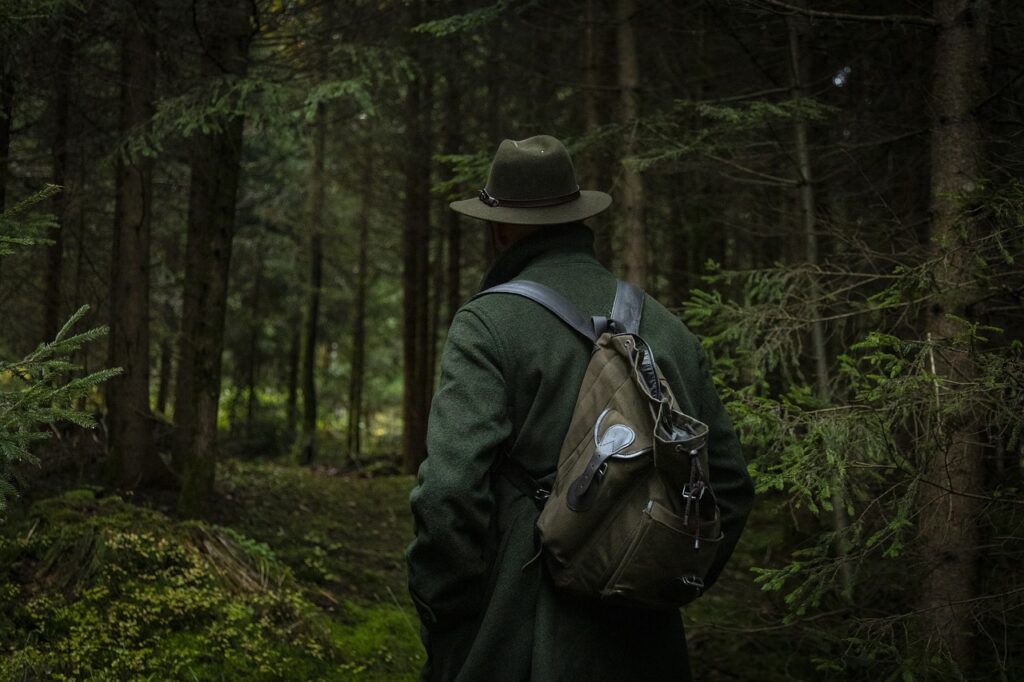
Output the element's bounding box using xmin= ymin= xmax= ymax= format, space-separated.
xmin=1 ymin=459 xmax=805 ymax=681
xmin=0 ymin=461 xmax=424 ymax=681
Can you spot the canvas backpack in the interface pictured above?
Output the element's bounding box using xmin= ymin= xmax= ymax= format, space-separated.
xmin=475 ymin=279 xmax=723 ymax=609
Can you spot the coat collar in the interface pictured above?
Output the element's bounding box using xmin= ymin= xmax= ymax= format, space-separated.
xmin=480 ymin=223 xmax=597 ymax=290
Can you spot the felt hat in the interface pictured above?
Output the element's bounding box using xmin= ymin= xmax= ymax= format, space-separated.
xmin=450 ymin=135 xmax=612 ymax=225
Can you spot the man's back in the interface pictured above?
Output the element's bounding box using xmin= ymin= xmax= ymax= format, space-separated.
xmin=407 ymin=223 xmax=753 ymax=681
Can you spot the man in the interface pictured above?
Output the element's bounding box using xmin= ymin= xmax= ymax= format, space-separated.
xmin=407 ymin=135 xmax=754 ymax=681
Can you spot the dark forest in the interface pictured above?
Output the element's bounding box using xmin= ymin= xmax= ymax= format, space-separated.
xmin=1 ymin=0 xmax=1022 ymax=679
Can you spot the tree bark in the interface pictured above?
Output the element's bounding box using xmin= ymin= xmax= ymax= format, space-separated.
xmin=0 ymin=53 xmax=12 ymax=212
xmin=286 ymin=325 xmax=300 ymax=439
xmin=156 ymin=233 xmax=180 ymax=417
xmin=417 ymin=72 xmax=434 ymax=453
xmin=916 ymin=0 xmax=989 ymax=671
xmin=173 ymin=0 xmax=253 ymax=515
xmin=584 ymin=0 xmax=613 ymax=268
xmin=348 ymin=156 xmax=371 ymax=460
xmin=156 ymin=336 xmax=172 ymax=415
xmin=106 ymin=0 xmax=170 ymax=490
xmin=666 ymin=195 xmax=689 ymax=306
xmin=427 ymin=200 xmax=445 ymax=388
xmin=43 ymin=27 xmax=73 ymax=342
xmin=443 ymin=73 xmax=461 ymax=324
xmin=297 ymin=101 xmax=326 ymax=465
xmin=666 ymin=4 xmax=706 ymax=308
xmin=244 ymin=254 xmax=263 ymax=441
xmin=401 ymin=2 xmax=433 ymax=474
xmin=616 ymin=0 xmax=646 ymax=286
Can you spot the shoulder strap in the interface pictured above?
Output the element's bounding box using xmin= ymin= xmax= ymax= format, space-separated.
xmin=474 ymin=280 xmax=598 ymax=343
xmin=474 ymin=279 xmax=646 ymax=341
xmin=610 ymin=280 xmax=644 ymax=334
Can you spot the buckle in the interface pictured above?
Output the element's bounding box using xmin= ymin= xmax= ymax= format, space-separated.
xmin=679 ymin=575 xmax=705 ymax=593
xmin=534 ymin=488 xmax=551 ymax=502
xmin=680 ymin=482 xmax=707 ymax=501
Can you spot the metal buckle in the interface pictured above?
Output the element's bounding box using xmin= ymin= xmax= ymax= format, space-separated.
xmin=534 ymin=488 xmax=551 ymax=502
xmin=679 ymin=575 xmax=705 ymax=593
xmin=681 ymin=482 xmax=707 ymax=501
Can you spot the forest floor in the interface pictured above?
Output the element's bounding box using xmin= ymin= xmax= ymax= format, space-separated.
xmin=0 ymin=460 xmax=424 ymax=681
xmin=0 ymin=459 xmax=785 ymax=681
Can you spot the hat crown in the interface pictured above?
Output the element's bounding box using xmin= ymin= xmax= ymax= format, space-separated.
xmin=485 ymin=135 xmax=580 ymax=202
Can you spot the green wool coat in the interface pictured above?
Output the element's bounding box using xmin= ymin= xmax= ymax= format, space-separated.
xmin=407 ymin=224 xmax=754 ymax=682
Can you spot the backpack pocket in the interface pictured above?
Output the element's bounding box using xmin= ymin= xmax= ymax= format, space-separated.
xmin=602 ymin=500 xmax=723 ymax=608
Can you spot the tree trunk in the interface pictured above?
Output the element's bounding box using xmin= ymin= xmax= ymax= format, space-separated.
xmin=156 ymin=336 xmax=172 ymax=415
xmin=786 ymin=8 xmax=853 ymax=601
xmin=416 ymin=71 xmax=434 ymax=453
xmin=348 ymin=157 xmax=371 ymax=460
xmin=427 ymin=201 xmax=445 ymax=387
xmin=443 ymin=73 xmax=461 ymax=324
xmin=0 ymin=53 xmax=12 ymax=212
xmin=173 ymin=0 xmax=253 ymax=515
xmin=43 ymin=27 xmax=74 ymax=341
xmin=245 ymin=254 xmax=263 ymax=441
xmin=916 ymin=0 xmax=988 ymax=671
xmin=666 ymin=5 xmax=709 ymax=308
xmin=616 ymin=0 xmax=646 ymax=286
xmin=401 ymin=3 xmax=433 ymax=474
xmin=156 ymin=233 xmax=180 ymax=417
xmin=297 ymin=102 xmax=326 ymax=465
xmin=70 ymin=158 xmax=88 ymax=412
xmin=286 ymin=325 xmax=300 ymax=439
xmin=667 ymin=195 xmax=689 ymax=306
xmin=106 ymin=0 xmax=170 ymax=490
xmin=584 ymin=0 xmax=613 ymax=268
xmin=486 ymin=25 xmax=501 ymax=143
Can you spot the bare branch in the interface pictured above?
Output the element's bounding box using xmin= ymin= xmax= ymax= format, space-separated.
xmin=751 ymin=0 xmax=939 ymax=27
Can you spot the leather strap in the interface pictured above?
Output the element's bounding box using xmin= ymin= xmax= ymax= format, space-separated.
xmin=474 ymin=281 xmax=599 ymax=343
xmin=610 ymin=280 xmax=644 ymax=334
xmin=495 ymin=457 xmax=550 ymax=509
xmin=475 ymin=279 xmax=646 ymax=342
xmin=478 ymin=187 xmax=581 ymax=208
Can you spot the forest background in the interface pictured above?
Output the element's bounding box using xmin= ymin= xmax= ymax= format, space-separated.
xmin=0 ymin=0 xmax=1022 ymax=680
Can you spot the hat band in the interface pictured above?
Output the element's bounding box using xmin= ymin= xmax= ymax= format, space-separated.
xmin=478 ymin=187 xmax=581 ymax=209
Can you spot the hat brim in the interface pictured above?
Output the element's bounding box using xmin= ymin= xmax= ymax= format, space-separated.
xmin=449 ymin=190 xmax=612 ymax=225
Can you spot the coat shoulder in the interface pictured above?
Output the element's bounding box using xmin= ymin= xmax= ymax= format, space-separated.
xmin=639 ymin=294 xmax=705 ymax=361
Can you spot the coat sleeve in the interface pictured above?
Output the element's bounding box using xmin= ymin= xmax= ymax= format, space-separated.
xmin=406 ymin=307 xmax=512 ymax=632
xmin=694 ymin=340 xmax=755 ymax=591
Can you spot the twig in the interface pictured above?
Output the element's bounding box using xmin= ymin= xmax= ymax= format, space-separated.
xmin=751 ymin=0 xmax=939 ymax=27
xmin=706 ymin=153 xmax=798 ymax=185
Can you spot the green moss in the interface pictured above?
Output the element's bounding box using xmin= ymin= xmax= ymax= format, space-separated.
xmin=331 ymin=603 xmax=424 ymax=681
xmin=0 ymin=472 xmax=424 ymax=681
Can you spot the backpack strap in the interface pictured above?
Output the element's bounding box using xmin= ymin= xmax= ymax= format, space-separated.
xmin=474 ymin=280 xmax=599 ymax=343
xmin=610 ymin=280 xmax=645 ymax=334
xmin=473 ymin=278 xmax=647 ymax=509
xmin=494 ymin=457 xmax=550 ymax=509
xmin=475 ymin=279 xmax=646 ymax=340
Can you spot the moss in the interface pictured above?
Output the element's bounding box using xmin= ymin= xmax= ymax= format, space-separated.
xmin=0 ymin=469 xmax=424 ymax=681
xmin=331 ymin=602 xmax=423 ymax=681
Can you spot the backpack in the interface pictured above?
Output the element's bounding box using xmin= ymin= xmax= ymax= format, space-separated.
xmin=475 ymin=279 xmax=723 ymax=609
